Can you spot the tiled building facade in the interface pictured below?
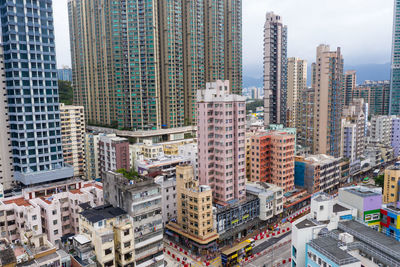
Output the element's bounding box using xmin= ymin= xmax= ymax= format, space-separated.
xmin=197 ymin=80 xmax=246 ymax=204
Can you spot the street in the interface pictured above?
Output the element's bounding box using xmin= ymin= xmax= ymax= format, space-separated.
xmin=244 ymin=234 xmax=291 ymax=267
xmin=164 ymin=227 xmax=292 ymax=267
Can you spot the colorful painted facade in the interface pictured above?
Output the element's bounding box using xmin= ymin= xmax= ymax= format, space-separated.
xmin=380 ymin=205 xmax=400 ymax=241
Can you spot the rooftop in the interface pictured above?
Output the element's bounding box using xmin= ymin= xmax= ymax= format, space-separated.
xmin=312 ymin=192 xmax=332 ymax=202
xmin=308 ymin=236 xmax=359 ymax=265
xmin=333 ymin=203 xmax=349 ymax=213
xmin=136 ymin=155 xmax=189 ymax=167
xmin=344 ymin=187 xmax=381 ymax=197
xmin=3 ymin=197 xmax=31 ymax=206
xmin=296 ymin=218 xmax=318 ymax=229
xmin=73 ymin=234 xmax=91 ymax=245
xmin=338 ymin=220 xmax=400 ymax=262
xmin=304 ymin=154 xmax=341 ymax=164
xmin=80 ymin=204 xmax=127 ymax=223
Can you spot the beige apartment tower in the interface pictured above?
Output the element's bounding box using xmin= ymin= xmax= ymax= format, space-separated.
xmin=60 ymin=104 xmax=86 ymax=178
xmin=166 ymin=165 xmax=218 ymax=254
xmin=287 ymin=57 xmax=307 ymax=128
xmin=311 ymin=45 xmax=344 ymax=157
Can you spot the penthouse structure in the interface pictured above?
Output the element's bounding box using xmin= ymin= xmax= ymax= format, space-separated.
xmin=197 ymin=80 xmax=246 ymax=204
xmin=248 ymin=130 xmax=295 ymax=192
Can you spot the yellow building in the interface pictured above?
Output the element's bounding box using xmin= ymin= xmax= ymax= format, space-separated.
xmin=166 ymin=165 xmax=218 ymax=255
xmin=384 ymin=165 xmax=400 ymax=203
xmin=60 ymin=104 xmax=86 ymax=177
xmin=79 ymin=205 xmax=135 ymax=267
xmin=163 ymin=144 xmax=179 ymax=155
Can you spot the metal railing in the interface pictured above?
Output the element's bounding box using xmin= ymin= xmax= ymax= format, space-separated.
xmin=338 ymin=222 xmax=400 ymax=260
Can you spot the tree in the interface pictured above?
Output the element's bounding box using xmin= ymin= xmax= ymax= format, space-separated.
xmin=246 ymin=99 xmax=264 ymax=114
xmin=58 ymin=80 xmax=73 ymax=105
xmin=373 ymin=174 xmax=384 ymax=189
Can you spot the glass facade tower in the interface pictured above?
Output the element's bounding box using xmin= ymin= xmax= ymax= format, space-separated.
xmin=0 ymin=0 xmax=73 ymax=185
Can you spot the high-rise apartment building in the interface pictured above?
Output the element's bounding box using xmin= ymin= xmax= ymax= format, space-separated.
xmin=57 ymin=66 xmax=72 ymax=82
xmin=354 ymin=80 xmax=390 ymax=116
xmin=263 ymin=12 xmax=287 ymax=126
xmin=60 ymin=104 xmax=85 ymax=177
xmin=297 ymin=88 xmax=315 ymax=150
xmin=1 ymin=0 xmax=73 ymax=185
xmin=342 ymin=70 xmax=356 ymax=107
xmin=287 ymin=57 xmax=307 ymax=128
xmin=197 ymin=80 xmax=246 ymax=204
xmin=341 ymin=99 xmax=366 ymax=162
xmin=68 ymin=0 xmax=242 ymax=129
xmin=311 ymin=45 xmax=344 ymax=157
xmin=248 ymin=131 xmax=295 ymax=192
xmin=370 ymin=115 xmax=393 ymax=145
xmin=0 ymin=46 xmax=14 ymax=190
xmin=390 ymin=0 xmax=400 ymax=115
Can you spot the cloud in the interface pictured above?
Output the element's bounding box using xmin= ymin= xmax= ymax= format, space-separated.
xmin=243 ymin=0 xmax=393 ymax=77
xmin=53 ymin=0 xmax=393 ymax=74
xmin=54 ymin=0 xmax=70 ymax=68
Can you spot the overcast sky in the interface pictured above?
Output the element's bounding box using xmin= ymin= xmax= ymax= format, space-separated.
xmin=54 ymin=0 xmax=393 ymax=78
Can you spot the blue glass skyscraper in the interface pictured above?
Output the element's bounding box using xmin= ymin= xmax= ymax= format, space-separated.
xmin=1 ymin=0 xmax=73 ymax=185
xmin=390 ymin=0 xmax=400 ymax=115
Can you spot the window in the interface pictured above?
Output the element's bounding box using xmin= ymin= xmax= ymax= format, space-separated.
xmin=105 ymin=248 xmax=112 ymax=255
xmin=53 ymin=220 xmax=57 ymax=225
xmin=124 ymin=229 xmax=130 ymax=236
xmin=54 ymin=230 xmax=58 ymax=235
xmin=124 ymin=241 xmax=131 ymax=248
xmin=52 ymin=210 xmax=57 ymax=215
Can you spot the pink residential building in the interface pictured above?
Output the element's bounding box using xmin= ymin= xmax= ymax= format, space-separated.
xmin=197 ymin=80 xmax=246 ymax=205
xmin=0 ymin=180 xmax=103 ymax=246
